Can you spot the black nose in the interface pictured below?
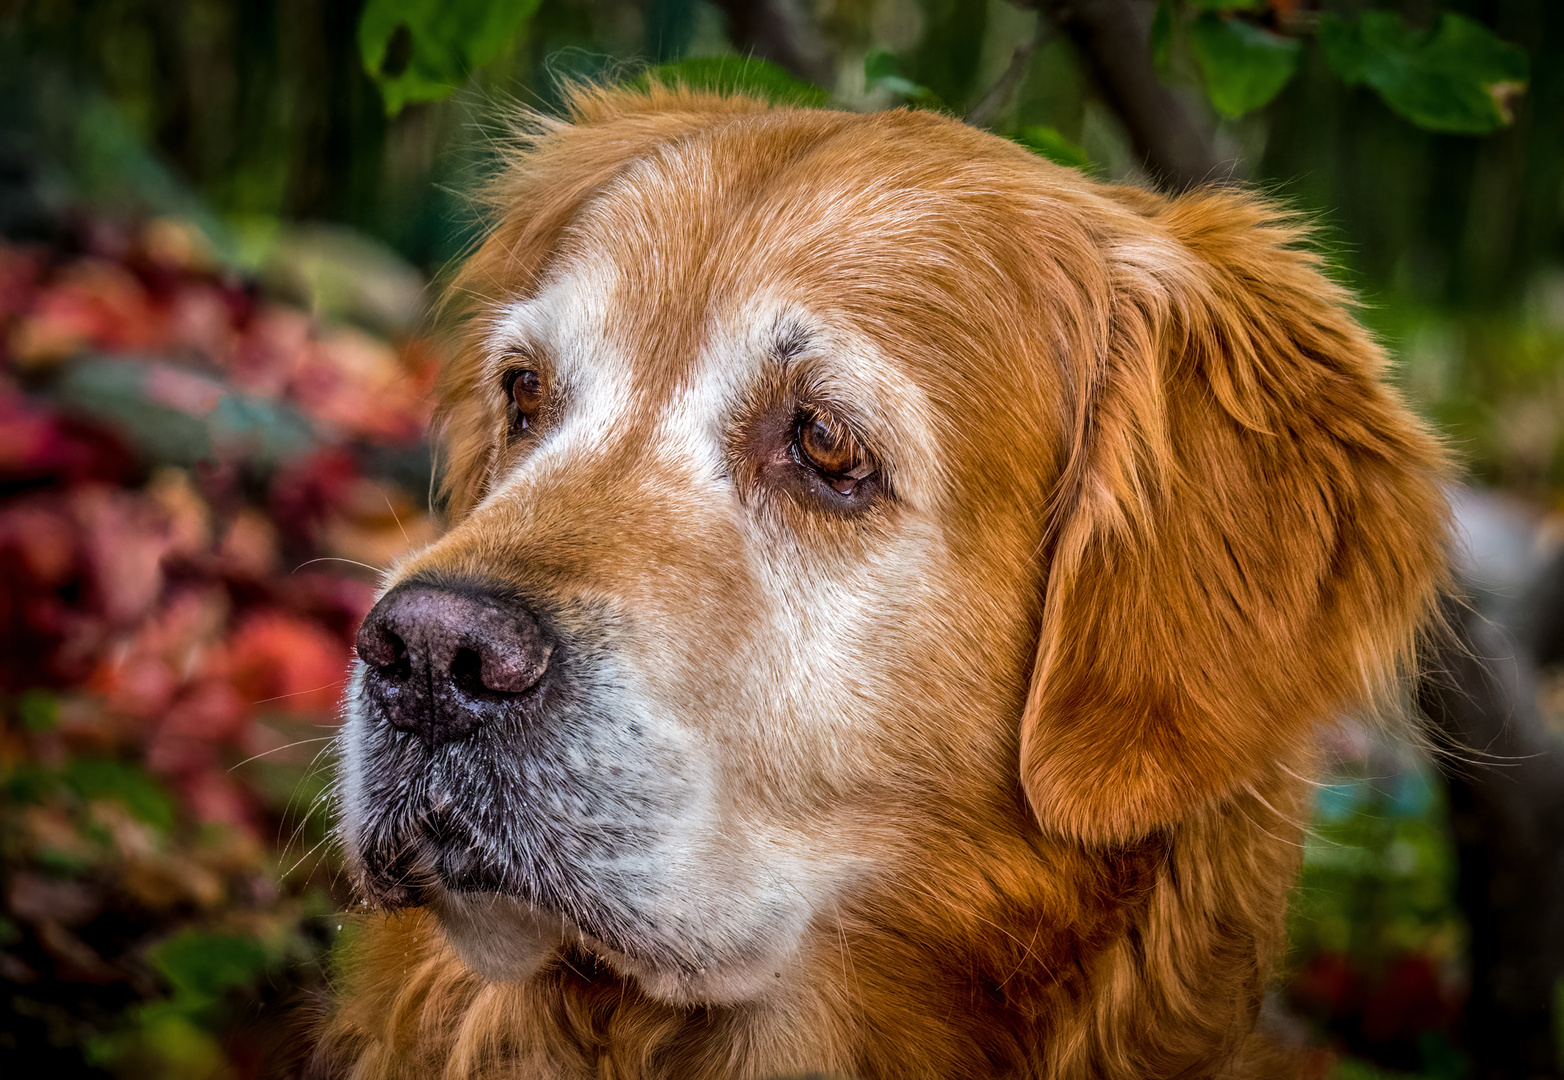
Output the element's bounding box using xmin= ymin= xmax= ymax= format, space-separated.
xmin=355 ymin=583 xmax=552 ymax=746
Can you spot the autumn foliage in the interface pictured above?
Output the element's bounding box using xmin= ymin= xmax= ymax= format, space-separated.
xmin=0 ymin=217 xmax=439 ymax=1077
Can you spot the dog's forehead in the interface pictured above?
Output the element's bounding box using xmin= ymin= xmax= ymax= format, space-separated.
xmin=474 ymin=117 xmax=1090 ymax=516
xmin=512 ymin=122 xmax=985 ymax=375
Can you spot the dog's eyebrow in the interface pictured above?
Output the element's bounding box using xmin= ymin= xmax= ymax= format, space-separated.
xmin=770 ymin=322 xmax=811 ymax=366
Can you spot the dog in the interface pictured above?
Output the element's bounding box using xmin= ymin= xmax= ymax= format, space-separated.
xmin=313 ymin=86 xmax=1448 ymax=1079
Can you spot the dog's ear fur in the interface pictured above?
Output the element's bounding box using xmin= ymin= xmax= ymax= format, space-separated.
xmin=1020 ymin=188 xmax=1449 ymax=846
xmin=435 ymin=87 xmax=774 ymax=518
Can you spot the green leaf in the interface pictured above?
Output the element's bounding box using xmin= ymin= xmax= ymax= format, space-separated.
xmin=148 ymin=930 xmax=270 ymax=1003
xmin=863 ymin=49 xmax=943 ymax=108
xmin=358 ymin=0 xmax=541 ymax=116
xmin=53 ymin=358 xmax=318 ymax=470
xmin=1188 ymin=0 xmax=1264 ymax=9
xmin=634 ymin=57 xmax=831 ymax=108
xmin=1316 ymin=15 xmax=1369 ymax=84
xmin=1318 ymin=12 xmax=1529 ymax=134
xmin=17 ymin=689 xmax=60 ymax=732
xmin=1014 ymin=126 xmax=1092 ymax=172
xmin=4 ymin=762 xmax=53 ymax=804
xmin=63 ymin=758 xmax=177 ymax=832
xmin=864 ymin=48 xmax=900 ymax=84
xmin=1188 ymin=13 xmax=1301 ymax=119
xmin=85 ymin=1013 xmax=226 ymax=1080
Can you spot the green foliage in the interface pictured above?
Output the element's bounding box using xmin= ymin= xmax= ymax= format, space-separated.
xmin=1556 ymin=977 xmax=1564 ymax=1069
xmin=1318 ymin=12 xmax=1529 ymax=134
xmin=5 ymin=756 xmax=177 ymax=832
xmin=61 ymin=758 xmax=177 ymax=832
xmin=52 ymin=358 xmax=318 ymax=471
xmin=908 ymin=0 xmax=990 ymax=111
xmin=634 ymin=58 xmax=831 ymax=108
xmin=1286 ymin=769 xmax=1470 ymax=1079
xmin=1013 ymin=126 xmax=1092 ymax=172
xmin=148 ymin=930 xmax=271 ymax=1002
xmin=1158 ymin=3 xmax=1527 ymax=135
xmin=1151 ymin=1 xmax=1175 ymax=73
xmin=89 ymin=931 xmax=275 ymax=1076
xmin=1330 ymin=1060 xmax=1430 ymax=1080
xmin=1290 ymin=769 xmax=1460 ymax=961
xmin=1188 ymin=12 xmax=1301 ymax=118
xmin=864 ymin=49 xmax=943 ymax=109
xmin=16 ymin=689 xmax=60 ymax=733
xmin=359 ymin=0 xmax=542 ymax=115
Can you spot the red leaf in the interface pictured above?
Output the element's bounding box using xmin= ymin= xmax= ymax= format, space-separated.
xmin=226 ymin=608 xmax=351 ymax=715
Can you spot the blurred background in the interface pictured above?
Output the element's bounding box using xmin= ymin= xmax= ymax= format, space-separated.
xmin=0 ymin=0 xmax=1560 ymax=1077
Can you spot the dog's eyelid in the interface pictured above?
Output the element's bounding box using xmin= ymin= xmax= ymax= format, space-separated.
xmin=480 ymin=327 xmax=545 ymax=372
xmin=793 ymin=397 xmax=888 ymax=471
xmin=491 ymin=345 xmax=554 ymax=394
xmin=784 ymin=361 xmax=897 ymax=457
xmin=495 ymin=344 xmax=540 ymax=370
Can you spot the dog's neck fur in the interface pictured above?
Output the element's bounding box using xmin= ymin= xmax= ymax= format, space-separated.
xmin=311 ymin=769 xmax=1310 ymax=1080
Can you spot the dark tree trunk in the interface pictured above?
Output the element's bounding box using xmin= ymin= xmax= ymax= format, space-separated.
xmin=1419 ymin=562 xmax=1564 ymax=1080
xmin=709 ymin=0 xmax=836 ymax=90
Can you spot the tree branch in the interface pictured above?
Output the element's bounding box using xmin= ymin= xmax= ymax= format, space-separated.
xmin=1039 ymin=0 xmax=1229 ymax=190
xmin=966 ymin=17 xmax=1051 ymax=130
xmin=709 ymin=0 xmax=836 ymax=90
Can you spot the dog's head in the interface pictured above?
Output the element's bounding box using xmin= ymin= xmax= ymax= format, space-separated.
xmin=337 ymin=88 xmax=1446 ymax=1007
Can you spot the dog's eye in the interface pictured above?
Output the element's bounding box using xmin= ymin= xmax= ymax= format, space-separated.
xmin=505 ymin=369 xmax=544 ymax=432
xmin=793 ymin=413 xmax=875 ymax=495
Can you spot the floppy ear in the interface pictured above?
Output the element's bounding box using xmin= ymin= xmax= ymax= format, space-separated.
xmin=435 ymin=86 xmax=777 ymax=518
xmin=1020 ymin=188 xmax=1449 ymax=846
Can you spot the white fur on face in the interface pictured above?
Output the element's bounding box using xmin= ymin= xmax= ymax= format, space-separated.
xmin=476 ymin=250 xmax=640 ymax=509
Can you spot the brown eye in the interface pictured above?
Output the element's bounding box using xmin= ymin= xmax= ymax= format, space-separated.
xmin=506 ymin=369 xmax=543 ymax=431
xmin=793 ymin=413 xmax=875 ymax=495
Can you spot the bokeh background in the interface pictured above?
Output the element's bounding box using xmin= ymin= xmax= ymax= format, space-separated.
xmin=0 ymin=1 xmax=1561 ymax=1077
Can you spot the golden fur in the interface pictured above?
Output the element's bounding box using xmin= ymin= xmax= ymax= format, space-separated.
xmin=313 ymin=86 xmax=1449 ymax=1079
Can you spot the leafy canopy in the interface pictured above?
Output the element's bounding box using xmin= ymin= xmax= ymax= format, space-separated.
xmin=357 ymin=0 xmax=1529 ymax=142
xmin=359 ymin=0 xmax=542 ymax=115
xmin=1187 ymin=13 xmax=1301 ymax=119
xmin=1156 ymin=1 xmax=1528 ymax=132
xmin=1318 ymin=11 xmax=1530 ymax=134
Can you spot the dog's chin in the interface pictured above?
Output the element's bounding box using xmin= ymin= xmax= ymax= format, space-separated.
xmin=426 ymin=889 xmax=571 ymax=984
xmin=423 ymin=887 xmax=799 ymax=1006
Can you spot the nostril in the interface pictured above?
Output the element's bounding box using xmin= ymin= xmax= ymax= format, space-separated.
xmin=450 ymin=647 xmax=487 ymax=698
xmin=449 ymin=644 xmax=547 ymax=699
xmin=356 ymin=620 xmax=408 ymax=678
xmin=381 ymin=649 xmax=411 ymax=683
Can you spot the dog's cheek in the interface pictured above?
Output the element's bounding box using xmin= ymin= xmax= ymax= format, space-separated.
xmin=662 ymin=515 xmax=954 ymax=828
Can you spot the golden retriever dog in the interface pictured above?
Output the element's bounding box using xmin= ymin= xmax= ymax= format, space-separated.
xmin=313 ymin=86 xmax=1448 ymax=1079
